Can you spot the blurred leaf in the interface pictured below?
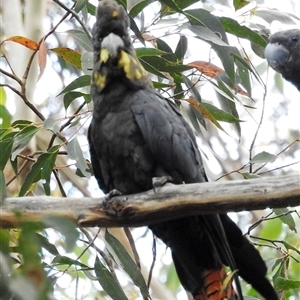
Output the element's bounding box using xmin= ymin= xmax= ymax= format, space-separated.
xmin=0 ymin=132 xmax=16 ymax=170
xmin=188 ymin=61 xmax=224 ymax=77
xmin=186 ymin=25 xmax=228 ymax=46
xmin=74 ymin=0 xmax=89 ymax=13
xmin=233 ymin=0 xmax=249 ymax=10
xmin=44 ymin=118 xmax=60 ymax=134
xmin=105 ymin=230 xmax=149 ymax=298
xmin=273 ymin=208 xmax=297 ymax=232
xmin=58 ymin=75 xmax=91 ymax=95
xmin=187 ymin=98 xmax=223 ymax=130
xmin=186 ymin=9 xmax=228 ymax=42
xmin=201 ymin=102 xmax=241 ymax=123
xmin=36 ymin=233 xmax=60 ymax=256
xmin=52 ymin=255 xmax=88 ymax=268
xmin=129 ymin=16 xmax=145 ymax=45
xmin=0 ymin=105 xmax=12 ymax=128
xmin=220 ymin=17 xmax=266 ymax=48
xmin=0 ymin=170 xmax=6 ymax=203
xmin=139 ymin=56 xmax=191 ymax=73
xmin=94 ymin=256 xmax=129 ymax=300
xmin=43 ymin=216 xmax=79 ymax=252
xmin=50 ymin=47 xmax=82 ymax=70
xmin=129 ymin=0 xmax=155 ymax=18
xmin=67 ymin=137 xmax=90 ymax=178
xmin=2 ymin=36 xmax=38 ymax=50
xmin=135 ymin=47 xmax=166 ymax=57
xmin=81 ymin=51 xmax=93 ymax=75
xmin=63 ymin=91 xmax=91 ymax=110
xmin=12 ymin=125 xmax=40 ymax=160
xmin=159 ymin=0 xmax=183 ymax=13
xmin=274 ymin=277 xmax=300 ymax=290
xmin=66 ymin=29 xmax=93 ymax=51
xmin=251 ymin=151 xmax=277 ymax=164
xmin=182 ymin=75 xmax=202 ymax=104
xmin=37 ymin=39 xmax=47 ymax=82
xmin=175 ymin=35 xmax=188 ymax=61
xmin=241 ymin=172 xmax=261 ymax=179
xmin=255 ymin=9 xmax=297 ymax=25
xmin=19 ymin=145 xmax=59 ymax=196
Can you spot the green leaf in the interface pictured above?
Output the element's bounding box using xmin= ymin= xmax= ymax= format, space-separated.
xmin=19 ymin=146 xmax=59 ymax=196
xmin=135 ymin=47 xmax=166 ymax=58
xmin=58 ymin=75 xmax=91 ymax=96
xmin=175 ymin=35 xmax=188 ymax=61
xmin=159 ymin=0 xmax=183 ymax=13
xmin=240 ymin=172 xmax=261 ymax=179
xmin=44 ymin=118 xmax=60 ymax=134
xmin=74 ymin=0 xmax=89 ymax=13
xmin=63 ymin=91 xmax=91 ymax=110
xmin=94 ymin=256 xmax=129 ymax=300
xmin=0 ymin=104 xmax=12 ymax=128
xmin=43 ymin=216 xmax=79 ymax=252
xmin=66 ymin=29 xmax=93 ymax=51
xmin=255 ymin=9 xmax=297 ymax=25
xmin=52 ymin=255 xmax=88 ymax=268
xmin=67 ymin=138 xmax=90 ymax=178
xmin=50 ymin=47 xmax=82 ymax=70
xmin=274 ymin=277 xmax=300 ymax=290
xmin=12 ymin=125 xmax=40 ymax=160
xmin=201 ymin=102 xmax=241 ymax=123
xmin=129 ymin=0 xmax=155 ymax=18
xmin=0 ymin=170 xmax=6 ymax=203
xmin=35 ymin=233 xmax=60 ymax=256
xmin=41 ymin=145 xmax=60 ymax=195
xmin=251 ymin=151 xmax=277 ymax=164
xmin=0 ymin=132 xmax=16 ymax=170
xmin=273 ymin=208 xmax=297 ymax=233
xmin=219 ymin=17 xmax=267 ymax=48
xmin=233 ymin=0 xmax=250 ymax=10
xmin=105 ymin=230 xmax=149 ymax=298
xmin=139 ymin=56 xmax=191 ymax=73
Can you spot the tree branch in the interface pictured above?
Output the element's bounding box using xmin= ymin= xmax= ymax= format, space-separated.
xmin=1 ymin=174 xmax=299 ymax=228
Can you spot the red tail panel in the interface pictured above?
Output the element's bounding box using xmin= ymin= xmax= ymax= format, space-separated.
xmin=193 ymin=268 xmax=239 ymax=300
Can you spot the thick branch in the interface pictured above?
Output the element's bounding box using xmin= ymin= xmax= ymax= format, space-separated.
xmin=1 ymin=174 xmax=299 ymax=228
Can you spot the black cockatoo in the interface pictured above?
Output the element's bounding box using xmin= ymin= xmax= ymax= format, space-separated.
xmin=88 ymin=1 xmax=278 ymax=299
xmin=265 ymin=29 xmax=300 ymax=90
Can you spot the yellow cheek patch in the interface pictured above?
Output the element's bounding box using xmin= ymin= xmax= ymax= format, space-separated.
xmin=112 ymin=10 xmax=119 ymax=17
xmin=118 ymin=50 xmax=147 ymax=80
xmin=92 ymin=71 xmax=106 ymax=88
xmin=100 ymin=48 xmax=110 ymax=63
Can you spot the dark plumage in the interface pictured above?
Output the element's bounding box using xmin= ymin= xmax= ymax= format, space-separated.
xmin=265 ymin=29 xmax=300 ymax=90
xmin=88 ymin=1 xmax=278 ymax=299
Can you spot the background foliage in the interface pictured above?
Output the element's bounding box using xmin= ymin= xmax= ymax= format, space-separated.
xmin=0 ymin=0 xmax=299 ymax=299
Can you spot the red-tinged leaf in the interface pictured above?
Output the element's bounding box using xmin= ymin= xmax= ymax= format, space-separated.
xmin=187 ymin=98 xmax=223 ymax=130
xmin=188 ymin=61 xmax=224 ymax=78
xmin=37 ymin=39 xmax=47 ymax=82
xmin=2 ymin=36 xmax=38 ymax=50
xmin=50 ymin=47 xmax=82 ymax=70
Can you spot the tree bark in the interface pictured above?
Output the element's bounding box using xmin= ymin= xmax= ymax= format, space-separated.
xmin=1 ymin=174 xmax=299 ymax=228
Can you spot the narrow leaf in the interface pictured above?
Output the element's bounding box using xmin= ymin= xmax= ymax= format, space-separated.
xmin=66 ymin=29 xmax=93 ymax=51
xmin=105 ymin=230 xmax=149 ymax=297
xmin=94 ymin=256 xmax=129 ymax=300
xmin=58 ymin=75 xmax=91 ymax=96
xmin=50 ymin=47 xmax=82 ymax=70
xmin=37 ymin=39 xmax=47 ymax=82
xmin=67 ymin=138 xmax=90 ymax=178
xmin=273 ymin=208 xmax=297 ymax=233
xmin=12 ymin=125 xmax=40 ymax=160
xmin=251 ymin=151 xmax=277 ymax=164
xmin=274 ymin=277 xmax=300 ymax=290
xmin=3 ymin=36 xmax=38 ymax=50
